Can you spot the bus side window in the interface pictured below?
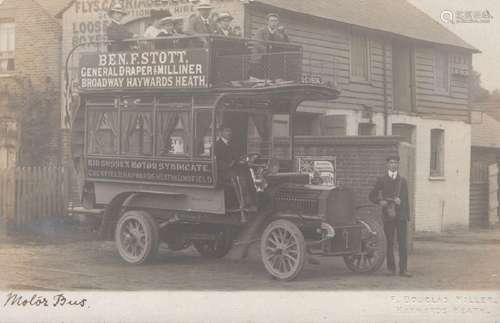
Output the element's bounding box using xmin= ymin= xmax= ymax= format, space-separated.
xmin=87 ymin=110 xmax=119 ymax=155
xmin=157 ymin=110 xmax=192 ymax=156
xmin=120 ymin=112 xmax=154 ymax=156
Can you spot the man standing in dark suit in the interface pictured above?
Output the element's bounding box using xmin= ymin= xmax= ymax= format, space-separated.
xmin=252 ymin=13 xmax=290 ymax=80
xmin=106 ymin=3 xmax=134 ymax=52
xmin=214 ymin=126 xmax=238 ymax=184
xmin=254 ymin=13 xmax=289 ymax=43
xmin=214 ymin=126 xmax=255 ymax=222
xmin=369 ymin=155 xmax=412 ymax=277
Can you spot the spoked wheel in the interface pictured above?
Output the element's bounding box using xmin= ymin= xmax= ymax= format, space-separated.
xmin=343 ymin=217 xmax=386 ymax=273
xmin=261 ymin=219 xmax=306 ymax=281
xmin=193 ymin=229 xmax=233 ymax=258
xmin=115 ymin=210 xmax=159 ymax=264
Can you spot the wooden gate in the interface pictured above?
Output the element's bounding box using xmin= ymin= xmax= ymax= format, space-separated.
xmin=0 ymin=166 xmax=70 ymax=232
xmin=470 ymin=161 xmax=489 ymax=228
xmin=489 ymin=163 xmax=499 ymax=226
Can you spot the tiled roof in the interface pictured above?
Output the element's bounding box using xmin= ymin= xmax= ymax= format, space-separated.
xmin=473 ymin=102 xmax=500 ymax=122
xmin=471 ymin=112 xmax=500 ymax=149
xmin=254 ymin=0 xmax=479 ymax=52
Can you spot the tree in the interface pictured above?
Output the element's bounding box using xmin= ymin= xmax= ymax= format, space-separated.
xmin=7 ymin=77 xmax=58 ymax=166
xmin=470 ymin=70 xmax=490 ymax=102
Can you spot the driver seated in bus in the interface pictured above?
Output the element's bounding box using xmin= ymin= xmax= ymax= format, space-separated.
xmin=214 ymin=126 xmax=255 ymax=210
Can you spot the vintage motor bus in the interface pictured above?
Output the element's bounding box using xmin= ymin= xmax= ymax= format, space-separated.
xmin=67 ymin=35 xmax=386 ymax=281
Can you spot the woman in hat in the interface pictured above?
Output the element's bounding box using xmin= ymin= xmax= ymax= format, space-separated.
xmin=214 ymin=12 xmax=238 ymax=37
xmin=106 ymin=3 xmax=134 ymax=52
xmin=155 ymin=17 xmax=184 ymax=49
xmin=143 ymin=9 xmax=172 ymax=38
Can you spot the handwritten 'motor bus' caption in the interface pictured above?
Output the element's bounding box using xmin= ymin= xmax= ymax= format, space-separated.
xmin=79 ymin=49 xmax=209 ymax=90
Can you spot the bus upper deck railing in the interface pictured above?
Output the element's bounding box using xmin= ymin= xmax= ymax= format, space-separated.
xmin=66 ymin=35 xmax=337 ymax=92
xmin=64 ymin=35 xmax=337 ymax=125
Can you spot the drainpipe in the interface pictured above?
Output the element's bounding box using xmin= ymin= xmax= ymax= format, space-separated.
xmin=382 ymin=39 xmax=388 ymax=135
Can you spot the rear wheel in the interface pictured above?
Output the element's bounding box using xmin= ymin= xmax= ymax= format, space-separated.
xmin=115 ymin=210 xmax=159 ymax=264
xmin=343 ymin=217 xmax=386 ymax=273
xmin=193 ymin=229 xmax=233 ymax=258
xmin=261 ymin=219 xmax=306 ymax=281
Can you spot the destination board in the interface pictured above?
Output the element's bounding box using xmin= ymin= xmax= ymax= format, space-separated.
xmin=87 ymin=157 xmax=214 ymax=186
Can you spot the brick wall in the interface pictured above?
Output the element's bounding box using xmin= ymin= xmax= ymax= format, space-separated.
xmin=294 ymin=136 xmax=400 ymax=208
xmin=0 ymin=0 xmax=63 ymax=164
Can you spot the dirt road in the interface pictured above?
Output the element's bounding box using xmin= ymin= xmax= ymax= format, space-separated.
xmin=0 ymin=228 xmax=499 ymax=291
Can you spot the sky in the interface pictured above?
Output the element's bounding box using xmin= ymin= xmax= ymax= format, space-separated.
xmin=408 ymin=0 xmax=500 ymax=92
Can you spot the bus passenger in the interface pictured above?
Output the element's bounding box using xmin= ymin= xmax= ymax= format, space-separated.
xmin=143 ymin=10 xmax=172 ymax=38
xmin=214 ymin=12 xmax=237 ymax=38
xmin=185 ymin=1 xmax=214 ymax=47
xmin=174 ymin=17 xmax=186 ymax=35
xmin=251 ymin=13 xmax=290 ymax=80
xmin=155 ymin=16 xmax=184 ymax=49
xmin=106 ymin=3 xmax=134 ymax=52
xmin=254 ymin=13 xmax=289 ymax=43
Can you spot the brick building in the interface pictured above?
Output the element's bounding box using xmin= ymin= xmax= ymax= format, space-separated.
xmin=0 ymin=0 xmax=70 ymax=167
xmin=57 ymin=0 xmax=478 ymax=232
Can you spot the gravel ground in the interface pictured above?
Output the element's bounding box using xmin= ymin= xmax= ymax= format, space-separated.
xmin=0 ymin=227 xmax=499 ymax=291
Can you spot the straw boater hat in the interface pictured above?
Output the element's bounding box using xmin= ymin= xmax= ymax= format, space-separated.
xmin=160 ymin=16 xmax=183 ymax=25
xmin=217 ymin=12 xmax=234 ymax=22
xmin=196 ymin=1 xmax=214 ymax=10
xmin=108 ymin=3 xmax=127 ymax=16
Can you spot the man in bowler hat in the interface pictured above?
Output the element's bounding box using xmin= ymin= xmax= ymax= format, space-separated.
xmin=369 ymin=155 xmax=412 ymax=277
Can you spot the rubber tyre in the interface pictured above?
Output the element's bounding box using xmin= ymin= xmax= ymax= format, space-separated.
xmin=261 ymin=219 xmax=306 ymax=281
xmin=343 ymin=216 xmax=387 ymax=273
xmin=115 ymin=210 xmax=159 ymax=265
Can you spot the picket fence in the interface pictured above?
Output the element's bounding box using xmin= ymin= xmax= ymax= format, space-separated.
xmin=0 ymin=166 xmax=70 ymax=230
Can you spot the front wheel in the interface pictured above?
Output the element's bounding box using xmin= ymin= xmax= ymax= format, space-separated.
xmin=115 ymin=210 xmax=159 ymax=264
xmin=261 ymin=219 xmax=306 ymax=281
xmin=343 ymin=217 xmax=386 ymax=273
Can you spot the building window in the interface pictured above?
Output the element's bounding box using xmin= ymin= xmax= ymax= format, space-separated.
xmin=320 ymin=115 xmax=346 ymax=136
xmin=434 ymin=51 xmax=449 ymax=93
xmin=0 ymin=22 xmax=15 ymax=73
xmin=350 ymin=32 xmax=370 ymax=81
xmin=430 ymin=129 xmax=444 ymax=177
xmin=358 ymin=123 xmax=375 ymax=136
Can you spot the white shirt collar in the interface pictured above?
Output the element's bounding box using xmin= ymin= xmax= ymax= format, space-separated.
xmin=268 ymin=26 xmax=277 ymax=34
xmin=200 ymin=16 xmax=210 ymax=24
xmin=220 ymin=137 xmax=229 ymax=145
xmin=388 ymin=171 xmax=398 ymax=179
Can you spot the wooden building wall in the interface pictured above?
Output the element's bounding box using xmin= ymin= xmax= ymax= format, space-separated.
xmin=414 ymin=47 xmax=471 ymax=121
xmin=246 ymin=7 xmax=393 ymax=114
xmin=246 ymin=4 xmax=472 ymax=122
